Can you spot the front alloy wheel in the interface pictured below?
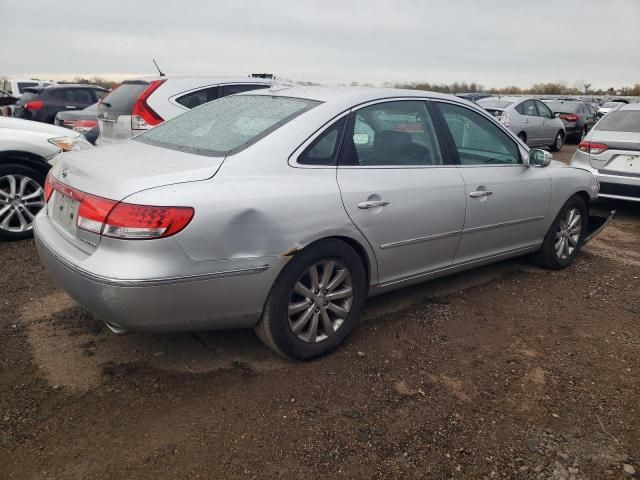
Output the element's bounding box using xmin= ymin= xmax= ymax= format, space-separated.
xmin=554 ymin=207 xmax=582 ymax=260
xmin=0 ymin=171 xmax=46 ymax=240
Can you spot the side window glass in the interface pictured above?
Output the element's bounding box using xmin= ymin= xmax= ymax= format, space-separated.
xmin=49 ymin=89 xmax=66 ymax=100
xmin=436 ymin=102 xmax=520 ymax=165
xmin=341 ymin=101 xmax=443 ymax=166
xmin=298 ymin=117 xmax=346 ymax=166
xmin=536 ymin=101 xmax=553 ymax=118
xmin=219 ymin=84 xmax=269 ymax=97
xmin=70 ymin=89 xmax=93 ymax=104
xmin=176 ymin=86 xmax=219 ymax=109
xmin=521 ymin=100 xmax=537 ymax=116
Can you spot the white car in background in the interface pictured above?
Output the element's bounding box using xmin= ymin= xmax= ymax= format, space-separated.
xmin=597 ymin=101 xmax=625 ymax=118
xmin=0 ymin=117 xmax=91 ymax=240
xmin=96 ymin=75 xmax=277 ymax=145
xmin=0 ymin=79 xmax=57 ymax=98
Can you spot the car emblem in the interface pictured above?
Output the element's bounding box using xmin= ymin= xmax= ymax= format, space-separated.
xmin=62 ymin=168 xmax=68 ymax=178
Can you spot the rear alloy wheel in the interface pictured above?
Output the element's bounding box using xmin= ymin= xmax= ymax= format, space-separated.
xmin=256 ymin=239 xmax=366 ymax=359
xmin=532 ymin=195 xmax=587 ymax=269
xmin=0 ymin=165 xmax=46 ymax=241
xmin=550 ymin=131 xmax=564 ymax=152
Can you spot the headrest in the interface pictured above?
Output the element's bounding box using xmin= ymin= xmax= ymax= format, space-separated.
xmin=374 ymin=130 xmax=412 ymax=153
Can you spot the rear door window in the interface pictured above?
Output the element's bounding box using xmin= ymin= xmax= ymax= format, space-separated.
xmin=219 ymin=84 xmax=269 ymax=97
xmin=175 ymin=86 xmax=219 ymax=109
xmin=340 ymin=100 xmax=443 ymax=166
xmin=518 ymin=100 xmax=537 ymax=116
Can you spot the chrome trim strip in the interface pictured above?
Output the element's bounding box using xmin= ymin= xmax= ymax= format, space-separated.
xmin=36 ymin=234 xmax=269 ymax=288
xmin=599 ymin=169 xmax=640 ymax=179
xmin=376 ymin=245 xmax=536 ymax=288
xmin=463 ymin=216 xmax=544 ymax=234
xmin=380 ymin=230 xmax=462 ymax=250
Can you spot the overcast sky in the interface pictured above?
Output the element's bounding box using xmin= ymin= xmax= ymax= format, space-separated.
xmin=1 ymin=0 xmax=638 ymax=89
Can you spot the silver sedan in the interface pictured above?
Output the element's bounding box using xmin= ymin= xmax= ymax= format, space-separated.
xmin=477 ymin=96 xmax=566 ymax=151
xmin=35 ymin=86 xmax=602 ymax=359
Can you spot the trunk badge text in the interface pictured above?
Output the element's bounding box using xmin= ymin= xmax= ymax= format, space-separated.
xmin=62 ymin=168 xmax=68 ymax=178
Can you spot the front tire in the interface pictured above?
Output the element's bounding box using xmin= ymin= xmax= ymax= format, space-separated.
xmin=0 ymin=164 xmax=46 ymax=241
xmin=550 ymin=131 xmax=565 ymax=152
xmin=255 ymin=239 xmax=367 ymax=359
xmin=532 ymin=195 xmax=587 ymax=270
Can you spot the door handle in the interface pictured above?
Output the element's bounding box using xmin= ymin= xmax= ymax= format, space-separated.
xmin=469 ymin=190 xmax=493 ymax=198
xmin=358 ymin=200 xmax=390 ymax=209
xmin=65 ymin=105 xmax=77 ymax=109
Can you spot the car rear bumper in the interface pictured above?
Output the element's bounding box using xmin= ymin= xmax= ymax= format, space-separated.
xmin=34 ymin=212 xmax=285 ymax=333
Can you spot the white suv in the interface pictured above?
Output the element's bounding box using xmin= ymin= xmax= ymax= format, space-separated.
xmin=96 ymin=75 xmax=274 ymax=145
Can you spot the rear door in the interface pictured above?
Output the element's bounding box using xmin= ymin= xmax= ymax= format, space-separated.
xmin=336 ymin=99 xmax=466 ymax=285
xmin=516 ymin=100 xmax=544 ymax=145
xmin=434 ymin=101 xmax=551 ymax=263
xmin=535 ymin=100 xmax=558 ymax=144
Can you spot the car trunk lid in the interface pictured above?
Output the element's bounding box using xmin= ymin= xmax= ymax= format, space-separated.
xmin=587 ymin=131 xmax=640 ymax=172
xmin=46 ymin=140 xmax=223 ymax=253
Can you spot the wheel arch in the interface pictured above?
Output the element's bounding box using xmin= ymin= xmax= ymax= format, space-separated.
xmin=0 ymin=151 xmax=51 ymax=175
xmin=295 ymin=235 xmax=377 ymax=291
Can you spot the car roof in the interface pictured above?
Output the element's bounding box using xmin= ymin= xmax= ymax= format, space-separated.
xmin=122 ymin=75 xmax=274 ymax=83
xmin=618 ymin=103 xmax=640 ymax=111
xmin=245 ymin=85 xmax=461 ymax=105
xmin=43 ymin=83 xmax=107 ymax=90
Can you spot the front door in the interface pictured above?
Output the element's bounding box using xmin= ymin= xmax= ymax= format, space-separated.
xmin=434 ymin=101 xmax=552 ymax=264
xmin=336 ymin=100 xmax=467 ymax=285
xmin=535 ymin=100 xmax=558 ymax=145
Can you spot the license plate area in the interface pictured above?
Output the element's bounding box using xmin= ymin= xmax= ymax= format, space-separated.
xmin=50 ymin=190 xmax=80 ymax=235
xmin=607 ymin=154 xmax=640 ymax=174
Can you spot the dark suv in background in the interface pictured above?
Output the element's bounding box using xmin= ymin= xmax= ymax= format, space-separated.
xmin=14 ymin=84 xmax=108 ymax=124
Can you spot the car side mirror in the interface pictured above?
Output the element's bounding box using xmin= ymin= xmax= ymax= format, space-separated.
xmin=528 ymin=148 xmax=553 ymax=167
xmin=554 ymin=112 xmax=560 ymax=118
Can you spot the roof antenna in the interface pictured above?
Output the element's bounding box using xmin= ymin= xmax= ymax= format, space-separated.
xmin=153 ymin=59 xmax=165 ymax=77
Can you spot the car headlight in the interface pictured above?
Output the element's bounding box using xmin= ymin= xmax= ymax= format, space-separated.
xmin=48 ymin=135 xmax=91 ymax=152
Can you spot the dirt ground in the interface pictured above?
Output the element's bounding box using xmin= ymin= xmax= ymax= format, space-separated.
xmin=1 ymin=144 xmax=639 ymax=480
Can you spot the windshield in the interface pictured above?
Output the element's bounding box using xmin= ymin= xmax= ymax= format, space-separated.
xmin=594 ymin=111 xmax=640 ymax=133
xmin=477 ymin=98 xmax=515 ymax=109
xmin=602 ymin=102 xmax=623 ymax=108
xmin=137 ymin=95 xmax=320 ymax=157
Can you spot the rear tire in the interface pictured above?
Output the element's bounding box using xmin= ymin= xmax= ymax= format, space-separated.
xmin=255 ymin=239 xmax=367 ymax=359
xmin=531 ymin=195 xmax=588 ymax=270
xmin=0 ymin=164 xmax=46 ymax=241
xmin=550 ymin=131 xmax=564 ymax=152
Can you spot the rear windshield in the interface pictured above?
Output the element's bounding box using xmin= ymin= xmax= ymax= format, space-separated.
xmin=136 ymin=95 xmax=320 ymax=157
xmin=545 ymin=102 xmax=579 ymax=113
xmin=594 ymin=111 xmax=640 ymax=133
xmin=602 ymin=102 xmax=623 ymax=108
xmin=99 ymin=81 xmax=148 ymax=114
xmin=477 ymin=99 xmax=515 ymax=109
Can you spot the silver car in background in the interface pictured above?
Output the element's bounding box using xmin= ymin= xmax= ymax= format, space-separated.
xmin=572 ymin=103 xmax=640 ymax=202
xmin=478 ymin=96 xmax=566 ymax=151
xmin=35 ymin=87 xmax=602 ymax=359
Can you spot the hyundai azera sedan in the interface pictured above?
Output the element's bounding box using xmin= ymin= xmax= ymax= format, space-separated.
xmin=35 ymin=86 xmax=604 ymax=359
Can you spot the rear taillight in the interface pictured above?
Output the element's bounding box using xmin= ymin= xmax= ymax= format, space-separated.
xmin=72 ymin=120 xmax=98 ymax=132
xmin=48 ymin=178 xmax=194 ymax=239
xmin=499 ymin=112 xmax=511 ymax=127
xmin=24 ymin=100 xmax=43 ymax=111
xmin=131 ymin=80 xmax=166 ymax=130
xmin=578 ymin=141 xmax=608 ymax=155
xmin=44 ymin=172 xmax=54 ymax=202
xmin=559 ymin=113 xmax=580 ymax=122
